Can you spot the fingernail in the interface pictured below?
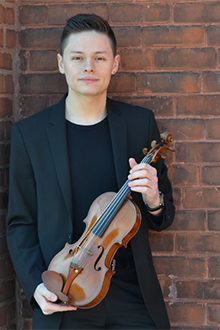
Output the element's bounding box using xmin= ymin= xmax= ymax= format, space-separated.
xmin=51 ymin=294 xmax=57 ymax=301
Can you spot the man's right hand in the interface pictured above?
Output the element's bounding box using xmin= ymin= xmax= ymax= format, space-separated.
xmin=33 ymin=283 xmax=77 ymax=315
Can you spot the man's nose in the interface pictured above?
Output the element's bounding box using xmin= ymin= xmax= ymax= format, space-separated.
xmin=84 ymin=59 xmax=95 ymax=73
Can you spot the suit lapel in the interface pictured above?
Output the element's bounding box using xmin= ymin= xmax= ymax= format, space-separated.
xmin=107 ymin=98 xmax=128 ymax=189
xmin=46 ymin=96 xmax=73 ymax=220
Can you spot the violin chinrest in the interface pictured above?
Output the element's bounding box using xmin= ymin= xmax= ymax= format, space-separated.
xmin=42 ymin=270 xmax=69 ymax=302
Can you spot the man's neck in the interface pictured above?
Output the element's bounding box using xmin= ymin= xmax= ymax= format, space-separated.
xmin=65 ymin=91 xmax=107 ymax=126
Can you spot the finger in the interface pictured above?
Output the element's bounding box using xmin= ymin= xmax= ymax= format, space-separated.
xmin=44 ymin=302 xmax=77 ymax=314
xmin=128 ymin=170 xmax=158 ymax=185
xmin=38 ymin=283 xmax=58 ymax=302
xmin=130 ymin=163 xmax=157 ymax=175
xmin=129 ymin=158 xmax=137 ymax=169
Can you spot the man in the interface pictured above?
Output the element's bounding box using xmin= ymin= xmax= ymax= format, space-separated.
xmin=7 ymin=14 xmax=175 ymax=329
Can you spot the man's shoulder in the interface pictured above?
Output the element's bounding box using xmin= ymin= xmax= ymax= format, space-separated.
xmin=14 ymin=96 xmax=65 ymax=131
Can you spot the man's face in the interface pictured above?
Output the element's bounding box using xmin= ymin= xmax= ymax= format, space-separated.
xmin=57 ymin=31 xmax=120 ymax=98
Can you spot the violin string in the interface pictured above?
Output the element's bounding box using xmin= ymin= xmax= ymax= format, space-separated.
xmin=70 ymin=153 xmax=154 ymax=267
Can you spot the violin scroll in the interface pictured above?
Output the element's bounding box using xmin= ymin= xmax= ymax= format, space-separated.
xmin=145 ymin=132 xmax=175 ymax=164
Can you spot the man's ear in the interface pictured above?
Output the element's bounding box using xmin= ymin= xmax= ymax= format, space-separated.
xmin=111 ymin=54 xmax=120 ymax=75
xmin=57 ymin=53 xmax=65 ymax=74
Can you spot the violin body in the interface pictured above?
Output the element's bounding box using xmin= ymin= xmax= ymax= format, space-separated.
xmin=43 ymin=192 xmax=141 ymax=308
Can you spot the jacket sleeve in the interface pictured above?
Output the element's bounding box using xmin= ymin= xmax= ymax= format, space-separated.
xmin=144 ymin=111 xmax=175 ymax=231
xmin=7 ymin=123 xmax=46 ymax=305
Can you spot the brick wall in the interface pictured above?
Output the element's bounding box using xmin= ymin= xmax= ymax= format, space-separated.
xmin=2 ymin=0 xmax=220 ymax=329
xmin=0 ymin=0 xmax=17 ymax=329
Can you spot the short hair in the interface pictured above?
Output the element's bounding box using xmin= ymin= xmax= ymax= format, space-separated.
xmin=60 ymin=14 xmax=117 ymax=56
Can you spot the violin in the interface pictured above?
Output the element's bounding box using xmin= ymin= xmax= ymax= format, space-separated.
xmin=42 ymin=132 xmax=174 ymax=308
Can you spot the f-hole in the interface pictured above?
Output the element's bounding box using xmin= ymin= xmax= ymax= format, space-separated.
xmin=94 ymin=245 xmax=104 ymax=271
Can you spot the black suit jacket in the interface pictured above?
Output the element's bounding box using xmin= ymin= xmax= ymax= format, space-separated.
xmin=7 ymin=96 xmax=175 ymax=329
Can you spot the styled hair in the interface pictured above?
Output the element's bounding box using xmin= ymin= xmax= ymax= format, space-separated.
xmin=60 ymin=13 xmax=117 ymax=56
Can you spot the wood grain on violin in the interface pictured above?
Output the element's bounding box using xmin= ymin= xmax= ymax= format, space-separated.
xmin=42 ymin=132 xmax=174 ymax=309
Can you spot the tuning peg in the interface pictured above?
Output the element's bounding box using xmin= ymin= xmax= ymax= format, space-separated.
xmin=142 ymin=148 xmax=148 ymax=155
xmin=151 ymin=140 xmax=157 ymax=148
xmin=168 ymin=147 xmax=175 ymax=152
xmin=161 ymin=155 xmax=168 ymax=159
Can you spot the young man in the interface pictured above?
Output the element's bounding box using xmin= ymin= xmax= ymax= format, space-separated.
xmin=7 ymin=14 xmax=175 ymax=329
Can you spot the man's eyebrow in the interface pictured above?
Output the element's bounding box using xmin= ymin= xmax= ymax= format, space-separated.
xmin=69 ymin=51 xmax=108 ymax=54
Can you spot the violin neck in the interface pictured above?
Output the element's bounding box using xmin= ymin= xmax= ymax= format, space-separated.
xmin=91 ymin=153 xmax=154 ymax=237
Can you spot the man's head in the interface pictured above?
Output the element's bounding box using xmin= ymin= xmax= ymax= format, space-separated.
xmin=60 ymin=14 xmax=117 ymax=57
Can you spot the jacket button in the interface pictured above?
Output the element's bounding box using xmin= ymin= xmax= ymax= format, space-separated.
xmin=68 ymin=233 xmax=72 ymax=239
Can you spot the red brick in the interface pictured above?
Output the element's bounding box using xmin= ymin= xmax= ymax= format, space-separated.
xmin=0 ymin=236 xmax=8 ymax=255
xmin=158 ymin=119 xmax=205 ymax=141
xmin=177 ymin=280 xmax=220 ymax=300
xmin=143 ymin=26 xmax=205 ymax=47
xmin=29 ymin=50 xmax=58 ymax=71
xmin=201 ymin=166 xmax=220 ymax=185
xmin=0 ymin=6 xmax=3 ymax=24
xmin=218 ymin=49 xmax=220 ymax=67
xmin=0 ymin=97 xmax=13 ymax=118
xmin=176 ymin=142 xmax=220 ymax=162
xmin=207 ymin=26 xmax=220 ymax=46
xmin=176 ymin=234 xmax=220 ymax=254
xmin=0 ymin=122 xmax=4 ymax=140
xmin=19 ymin=50 xmax=28 ymax=71
xmin=204 ymin=71 xmax=220 ymax=93
xmin=0 ymin=215 xmax=6 ymax=236
xmin=108 ymin=73 xmax=136 ymax=94
xmin=121 ymin=49 xmax=152 ymax=70
xmin=4 ymin=7 xmax=14 ymax=25
xmin=208 ymin=210 xmax=220 ymax=231
xmin=168 ymin=164 xmax=199 ymax=186
xmin=5 ymin=75 xmax=14 ymax=94
xmin=0 ymin=279 xmax=15 ymax=303
xmin=110 ymin=4 xmax=143 ymax=23
xmin=176 ymin=95 xmax=220 ymax=116
xmin=0 ymin=145 xmax=10 ymax=166
xmin=0 ymin=29 xmax=3 ymax=47
xmin=173 ymin=187 xmax=181 ymax=208
xmin=167 ymin=302 xmax=205 ymax=324
xmin=113 ymin=26 xmax=141 ymax=47
xmin=113 ymin=96 xmax=174 ymax=117
xmin=208 ymin=304 xmax=220 ymax=325
xmin=0 ymin=305 xmax=7 ymax=327
xmin=154 ymin=256 xmax=206 ymax=277
xmin=19 ymin=96 xmax=47 ymax=117
xmin=137 ymin=72 xmax=201 ymax=93
xmin=19 ymin=28 xmax=62 ymax=49
xmin=0 ymin=74 xmax=4 ymax=93
xmin=174 ymin=3 xmax=220 ymax=23
xmin=206 ymin=119 xmax=220 ymax=139
xmin=208 ymin=257 xmax=220 ymax=277
xmin=19 ymin=73 xmax=67 ymax=94
xmin=154 ymin=48 xmax=216 ymax=69
xmin=184 ymin=187 xmax=220 ymax=209
xmin=170 ymin=210 xmax=206 ymax=231
xmin=0 ymin=52 xmax=12 ymax=70
xmin=48 ymin=4 xmax=108 ymax=25
xmin=144 ymin=3 xmax=170 ymax=22
xmin=22 ymin=299 xmax=32 ymax=318
xmin=19 ymin=5 xmax=46 ymax=25
xmin=6 ymin=29 xmax=16 ymax=48
xmin=0 ymin=256 xmax=14 ymax=279
xmin=149 ymin=233 xmax=174 ymax=253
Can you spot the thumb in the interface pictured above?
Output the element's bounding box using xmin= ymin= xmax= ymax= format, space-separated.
xmin=42 ymin=285 xmax=58 ymax=302
xmin=129 ymin=158 xmax=137 ymax=170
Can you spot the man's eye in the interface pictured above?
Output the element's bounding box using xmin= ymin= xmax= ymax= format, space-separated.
xmin=72 ymin=56 xmax=82 ymax=61
xmin=96 ymin=57 xmax=105 ymax=61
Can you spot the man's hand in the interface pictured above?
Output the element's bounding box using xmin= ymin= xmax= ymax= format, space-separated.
xmin=128 ymin=158 xmax=162 ymax=214
xmin=34 ymin=283 xmax=77 ymax=315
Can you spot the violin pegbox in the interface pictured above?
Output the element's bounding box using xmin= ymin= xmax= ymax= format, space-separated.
xmin=149 ymin=132 xmax=175 ymax=164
